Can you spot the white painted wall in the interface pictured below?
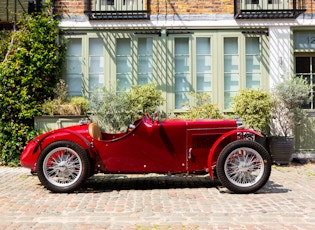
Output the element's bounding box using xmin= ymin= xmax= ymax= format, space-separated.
xmin=268 ymin=26 xmax=292 ymax=87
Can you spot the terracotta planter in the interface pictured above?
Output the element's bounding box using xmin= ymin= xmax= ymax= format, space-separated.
xmin=267 ymin=136 xmax=294 ymax=165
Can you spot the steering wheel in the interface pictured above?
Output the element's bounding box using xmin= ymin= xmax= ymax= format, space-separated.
xmin=126 ymin=116 xmax=134 ymax=133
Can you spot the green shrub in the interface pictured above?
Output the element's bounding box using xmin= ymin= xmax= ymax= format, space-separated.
xmin=178 ymin=93 xmax=223 ymax=119
xmin=0 ymin=11 xmax=65 ymax=165
xmin=232 ymin=88 xmax=274 ymax=134
xmin=90 ymin=83 xmax=164 ymax=132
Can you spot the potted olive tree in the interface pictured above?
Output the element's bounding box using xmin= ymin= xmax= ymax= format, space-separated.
xmin=269 ymin=75 xmax=312 ymax=164
xmin=232 ymin=88 xmax=274 ymax=149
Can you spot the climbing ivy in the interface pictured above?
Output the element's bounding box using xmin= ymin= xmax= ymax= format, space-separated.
xmin=0 ymin=12 xmax=65 ymax=165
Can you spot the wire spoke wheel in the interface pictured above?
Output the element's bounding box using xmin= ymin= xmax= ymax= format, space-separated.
xmin=216 ymin=140 xmax=271 ymax=194
xmin=224 ymin=147 xmax=264 ymax=187
xmin=43 ymin=147 xmax=83 ymax=187
xmin=37 ymin=141 xmax=90 ymax=193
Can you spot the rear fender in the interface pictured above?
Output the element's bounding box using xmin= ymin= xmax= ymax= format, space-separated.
xmin=207 ymin=129 xmax=263 ymax=179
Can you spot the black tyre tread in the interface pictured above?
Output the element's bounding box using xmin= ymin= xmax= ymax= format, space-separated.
xmin=37 ymin=141 xmax=90 ymax=193
xmin=216 ymin=140 xmax=272 ymax=194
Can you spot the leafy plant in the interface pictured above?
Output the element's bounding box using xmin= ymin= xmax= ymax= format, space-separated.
xmin=271 ymin=75 xmax=312 ymax=137
xmin=232 ymin=88 xmax=274 ymax=134
xmin=0 ymin=9 xmax=65 ymax=165
xmin=178 ymin=93 xmax=223 ymax=119
xmin=90 ymin=83 xmax=164 ymax=133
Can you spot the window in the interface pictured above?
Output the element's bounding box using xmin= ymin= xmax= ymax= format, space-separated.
xmin=66 ymin=38 xmax=82 ymax=97
xmin=89 ymin=38 xmax=105 ymax=94
xmin=138 ymin=38 xmax=153 ymax=85
xmin=196 ymin=38 xmax=212 ymax=95
xmin=174 ymin=38 xmax=190 ymax=109
xmin=246 ymin=37 xmax=261 ymax=88
xmin=116 ymin=38 xmax=132 ymax=92
xmin=295 ymin=57 xmax=315 ymax=109
xmin=224 ymin=37 xmax=239 ymax=109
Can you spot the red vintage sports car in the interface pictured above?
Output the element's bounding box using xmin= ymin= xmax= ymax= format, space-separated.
xmin=20 ymin=115 xmax=272 ymax=194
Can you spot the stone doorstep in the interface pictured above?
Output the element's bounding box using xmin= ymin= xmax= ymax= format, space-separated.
xmin=292 ymin=152 xmax=315 ymax=163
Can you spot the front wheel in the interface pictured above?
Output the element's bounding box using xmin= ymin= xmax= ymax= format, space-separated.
xmin=216 ymin=140 xmax=271 ymax=194
xmin=37 ymin=141 xmax=90 ymax=193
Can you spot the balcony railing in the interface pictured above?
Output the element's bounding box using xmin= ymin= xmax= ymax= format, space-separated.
xmin=234 ymin=0 xmax=306 ymax=19
xmin=85 ymin=0 xmax=149 ymax=20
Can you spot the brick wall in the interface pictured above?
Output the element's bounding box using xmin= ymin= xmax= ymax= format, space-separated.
xmin=150 ymin=0 xmax=234 ymax=15
xmin=54 ymin=0 xmax=235 ymax=16
xmin=54 ymin=0 xmax=87 ymax=15
xmin=53 ymin=0 xmax=312 ymax=17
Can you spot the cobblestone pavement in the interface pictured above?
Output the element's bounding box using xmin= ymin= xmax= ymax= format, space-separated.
xmin=0 ymin=164 xmax=315 ymax=230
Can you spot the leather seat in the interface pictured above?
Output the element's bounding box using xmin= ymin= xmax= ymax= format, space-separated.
xmin=88 ymin=122 xmax=102 ymax=140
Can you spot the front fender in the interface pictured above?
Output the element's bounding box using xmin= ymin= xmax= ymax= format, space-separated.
xmin=20 ymin=129 xmax=94 ymax=171
xmin=207 ymin=129 xmax=263 ymax=179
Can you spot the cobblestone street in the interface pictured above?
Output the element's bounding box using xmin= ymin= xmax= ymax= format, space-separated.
xmin=0 ymin=164 xmax=315 ymax=229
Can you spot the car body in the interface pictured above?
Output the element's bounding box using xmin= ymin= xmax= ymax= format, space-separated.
xmin=20 ymin=115 xmax=272 ymax=194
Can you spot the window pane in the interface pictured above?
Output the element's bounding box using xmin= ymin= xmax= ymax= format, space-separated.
xmin=66 ymin=38 xmax=82 ymax=96
xmin=175 ymin=56 xmax=190 ymax=72
xmin=224 ymin=38 xmax=238 ymax=54
xmin=197 ymin=73 xmax=211 ymax=91
xmin=224 ymin=56 xmax=239 ymax=73
xmin=117 ymin=39 xmax=131 ymax=55
xmin=175 ymin=38 xmax=189 ymax=54
xmin=246 ymin=56 xmax=260 ymax=73
xmin=175 ymin=38 xmax=190 ymax=109
xmin=175 ymin=74 xmax=190 ymax=91
xmin=246 ymin=37 xmax=260 ymax=54
xmin=224 ymin=74 xmax=239 ymax=91
xmin=117 ymin=74 xmax=132 ymax=90
xmin=138 ymin=38 xmax=153 ymax=54
xmin=67 ymin=39 xmax=81 ymax=56
xmin=197 ymin=38 xmax=211 ymax=54
xmin=246 ymin=74 xmax=261 ymax=89
xmin=197 ymin=56 xmax=211 ymax=72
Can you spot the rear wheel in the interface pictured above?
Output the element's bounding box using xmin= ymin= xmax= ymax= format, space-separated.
xmin=216 ymin=140 xmax=271 ymax=194
xmin=37 ymin=141 xmax=90 ymax=193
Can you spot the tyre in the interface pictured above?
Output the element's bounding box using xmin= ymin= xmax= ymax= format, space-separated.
xmin=216 ymin=140 xmax=271 ymax=194
xmin=37 ymin=141 xmax=90 ymax=193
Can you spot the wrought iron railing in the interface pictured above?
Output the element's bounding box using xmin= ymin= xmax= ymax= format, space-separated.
xmin=85 ymin=0 xmax=149 ymax=20
xmin=234 ymin=0 xmax=306 ymax=19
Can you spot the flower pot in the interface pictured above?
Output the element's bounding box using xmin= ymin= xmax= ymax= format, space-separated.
xmin=267 ymin=136 xmax=294 ymax=165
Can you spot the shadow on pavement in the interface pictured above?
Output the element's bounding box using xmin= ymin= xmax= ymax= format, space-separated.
xmin=257 ymin=180 xmax=291 ymax=194
xmin=78 ymin=174 xmax=290 ymax=194
xmin=79 ymin=174 xmax=221 ymax=193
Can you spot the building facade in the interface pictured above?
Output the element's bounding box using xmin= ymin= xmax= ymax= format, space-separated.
xmin=1 ymin=0 xmax=315 ymax=154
